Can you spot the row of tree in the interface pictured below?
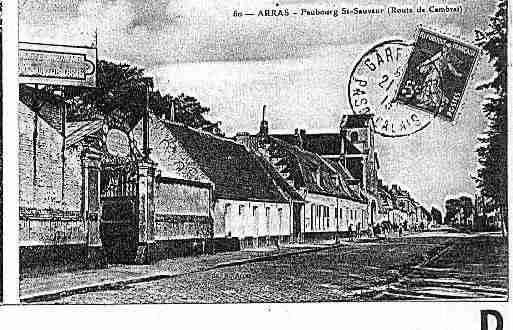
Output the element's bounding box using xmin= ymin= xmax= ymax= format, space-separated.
xmin=474 ymin=0 xmax=507 ymax=236
xmin=444 ymin=196 xmax=474 ymax=225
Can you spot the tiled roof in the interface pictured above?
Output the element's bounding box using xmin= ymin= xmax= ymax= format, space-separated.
xmin=270 ymin=133 xmax=362 ymax=156
xmin=341 ymin=114 xmax=373 ymax=128
xmin=65 ymin=120 xmax=103 ymax=148
xmin=253 ymin=154 xmax=304 ymax=202
xmin=269 ymin=137 xmax=365 ymax=203
xmin=325 ymin=159 xmax=355 ymax=181
xmin=271 ymin=133 xmax=342 ymax=156
xmin=163 ymin=122 xmax=291 ymax=203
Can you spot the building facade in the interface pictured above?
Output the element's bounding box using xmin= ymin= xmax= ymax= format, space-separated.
xmin=132 ymin=116 xmax=302 ymax=251
xmin=237 ymin=112 xmax=370 ymax=241
xmin=18 ymin=86 xmax=104 ymax=274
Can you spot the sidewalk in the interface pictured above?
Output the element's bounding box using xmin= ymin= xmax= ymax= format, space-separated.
xmin=21 ymin=240 xmax=354 ymax=303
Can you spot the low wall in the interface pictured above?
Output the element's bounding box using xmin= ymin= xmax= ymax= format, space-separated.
xmin=239 ymin=235 xmax=291 ymax=249
xmin=303 ymin=230 xmax=352 ymax=243
xmin=20 ymin=244 xmax=105 ymax=276
xmin=153 ymin=237 xmax=240 ymax=261
xmin=19 ymin=207 xmax=105 ymax=275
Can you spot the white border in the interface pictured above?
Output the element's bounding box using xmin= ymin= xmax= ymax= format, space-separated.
xmin=3 ymin=0 xmax=19 ymax=304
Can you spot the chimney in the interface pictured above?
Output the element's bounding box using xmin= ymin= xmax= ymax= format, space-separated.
xmin=294 ymin=128 xmax=306 ymax=149
xmin=259 ymin=105 xmax=269 ymax=138
xmin=299 ymin=129 xmax=306 ymax=148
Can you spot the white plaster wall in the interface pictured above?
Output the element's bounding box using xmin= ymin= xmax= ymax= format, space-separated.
xmin=302 ymin=193 xmax=367 ymax=233
xmin=213 ymin=199 xmax=291 ymax=238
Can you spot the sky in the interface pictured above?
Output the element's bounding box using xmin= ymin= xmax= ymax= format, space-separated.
xmin=19 ymin=0 xmax=499 ymax=212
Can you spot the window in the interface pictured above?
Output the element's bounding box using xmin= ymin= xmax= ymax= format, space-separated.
xmin=311 ymin=204 xmax=315 ymax=230
xmin=265 ymin=207 xmax=270 ymax=218
xmin=253 ymin=206 xmax=258 ymax=217
xmin=238 ymin=205 xmax=244 ymax=216
xmin=317 ymin=205 xmax=322 ymax=229
xmin=350 ymin=131 xmax=358 ymax=143
xmin=278 ymin=208 xmax=283 ymax=233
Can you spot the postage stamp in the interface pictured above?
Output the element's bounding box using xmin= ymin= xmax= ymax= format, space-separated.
xmin=394 ymin=26 xmax=481 ymax=121
xmin=347 ymin=39 xmax=436 ymax=137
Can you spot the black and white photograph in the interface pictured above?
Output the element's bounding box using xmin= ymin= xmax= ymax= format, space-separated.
xmin=11 ymin=0 xmax=509 ymax=310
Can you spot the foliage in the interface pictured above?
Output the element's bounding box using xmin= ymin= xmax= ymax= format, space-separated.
xmin=474 ymin=0 xmax=507 ymax=232
xmin=444 ymin=198 xmax=461 ymax=223
xmin=430 ymin=207 xmax=442 ymax=224
xmin=64 ymin=60 xmax=221 ymax=134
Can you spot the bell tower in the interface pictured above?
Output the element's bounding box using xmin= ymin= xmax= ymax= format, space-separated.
xmin=339 ymin=114 xmax=377 ymax=194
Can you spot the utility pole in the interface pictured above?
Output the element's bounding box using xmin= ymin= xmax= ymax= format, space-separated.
xmin=142 ymin=77 xmax=153 ymax=160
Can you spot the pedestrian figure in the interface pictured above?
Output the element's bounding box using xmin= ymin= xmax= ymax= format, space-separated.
xmin=356 ymin=222 xmax=361 ymax=239
xmin=398 ymin=225 xmax=403 ymax=237
xmin=368 ymin=224 xmax=374 ymax=238
xmin=348 ymin=224 xmax=354 ymax=241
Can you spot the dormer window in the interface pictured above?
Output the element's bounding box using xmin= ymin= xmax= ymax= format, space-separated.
xmin=350 ymin=131 xmax=358 ymax=143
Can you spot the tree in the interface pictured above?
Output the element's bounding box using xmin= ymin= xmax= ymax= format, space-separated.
xmin=431 ymin=206 xmax=442 ymax=225
xmin=475 ymin=0 xmax=507 ymax=236
xmin=444 ymin=198 xmax=461 ymax=225
xmin=459 ymin=196 xmax=474 ymax=226
xmin=62 ymin=60 xmax=221 ymax=133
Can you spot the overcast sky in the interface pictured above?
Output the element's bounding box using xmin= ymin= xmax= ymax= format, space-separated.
xmin=20 ymin=0 xmax=498 ymax=212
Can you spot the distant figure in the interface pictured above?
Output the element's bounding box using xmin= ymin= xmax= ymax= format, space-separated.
xmin=398 ymin=225 xmax=403 ymax=237
xmin=382 ymin=222 xmax=390 ymax=239
xmin=368 ymin=224 xmax=374 ymax=238
xmin=348 ymin=224 xmax=354 ymax=241
xmin=356 ymin=222 xmax=361 ymax=239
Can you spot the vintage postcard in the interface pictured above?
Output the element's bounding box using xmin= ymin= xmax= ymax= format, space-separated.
xmin=6 ymin=0 xmax=509 ymax=325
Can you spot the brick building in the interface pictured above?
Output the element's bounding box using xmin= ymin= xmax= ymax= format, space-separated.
xmin=18 ymin=85 xmax=103 ymax=274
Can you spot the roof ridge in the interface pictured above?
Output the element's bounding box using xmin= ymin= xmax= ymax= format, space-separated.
xmin=159 ymin=118 xmax=239 ymax=145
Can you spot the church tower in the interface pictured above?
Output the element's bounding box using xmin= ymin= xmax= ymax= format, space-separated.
xmin=339 ymin=114 xmax=378 ymax=194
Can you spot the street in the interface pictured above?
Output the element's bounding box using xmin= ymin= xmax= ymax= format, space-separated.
xmin=49 ymin=232 xmax=507 ymax=304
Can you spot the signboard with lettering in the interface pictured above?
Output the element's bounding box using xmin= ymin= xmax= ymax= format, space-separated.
xmin=19 ymin=42 xmax=97 ymax=87
xmin=106 ymin=129 xmax=130 ymax=158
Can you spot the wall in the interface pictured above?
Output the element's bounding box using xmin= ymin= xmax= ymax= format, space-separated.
xmin=389 ymin=209 xmax=409 ymax=227
xmin=18 ymin=102 xmax=86 ymax=246
xmin=213 ymin=199 xmax=291 ymax=240
xmin=302 ymin=193 xmax=367 ymax=234
xmin=154 ymin=180 xmax=211 ymax=241
xmin=132 ymin=117 xmax=211 ymax=184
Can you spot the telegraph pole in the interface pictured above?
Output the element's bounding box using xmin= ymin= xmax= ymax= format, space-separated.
xmin=142 ymin=77 xmax=152 ymax=160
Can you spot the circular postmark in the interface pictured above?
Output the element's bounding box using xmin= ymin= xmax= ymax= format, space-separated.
xmin=348 ymin=40 xmax=434 ymax=137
